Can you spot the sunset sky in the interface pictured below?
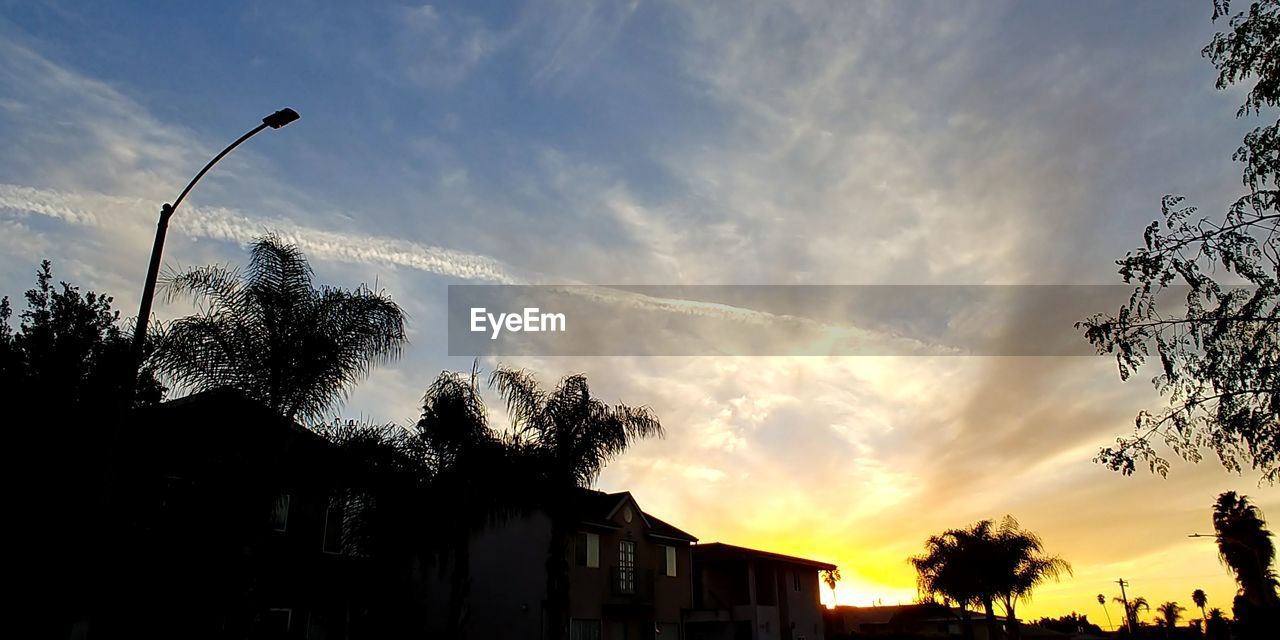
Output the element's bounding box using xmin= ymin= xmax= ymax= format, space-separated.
xmin=1 ymin=0 xmax=1275 ymax=626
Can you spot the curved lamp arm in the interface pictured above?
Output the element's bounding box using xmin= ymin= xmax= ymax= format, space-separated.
xmin=131 ymin=108 xmax=300 ymax=369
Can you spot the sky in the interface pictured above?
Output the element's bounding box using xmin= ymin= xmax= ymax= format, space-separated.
xmin=0 ymin=0 xmax=1275 ymax=626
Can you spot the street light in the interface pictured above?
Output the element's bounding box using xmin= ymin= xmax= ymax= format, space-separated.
xmin=130 ymin=108 xmax=300 ymax=365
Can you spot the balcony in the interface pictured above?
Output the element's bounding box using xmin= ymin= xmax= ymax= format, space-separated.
xmin=609 ymin=567 xmax=655 ymax=603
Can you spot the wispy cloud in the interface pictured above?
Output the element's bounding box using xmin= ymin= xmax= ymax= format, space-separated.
xmin=0 ymin=183 xmax=518 ymax=283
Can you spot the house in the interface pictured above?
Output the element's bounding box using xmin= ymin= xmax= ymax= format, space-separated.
xmin=85 ymin=389 xmax=383 ymax=639
xmin=59 ymin=387 xmax=835 ymax=640
xmin=428 ymin=489 xmax=699 ymax=639
xmin=685 ymin=543 xmax=836 ymax=640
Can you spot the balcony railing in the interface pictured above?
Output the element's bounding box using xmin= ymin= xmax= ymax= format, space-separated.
xmin=610 ymin=567 xmax=655 ymax=602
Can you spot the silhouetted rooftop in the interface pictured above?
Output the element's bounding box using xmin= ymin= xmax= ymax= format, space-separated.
xmin=692 ymin=541 xmax=837 ymax=570
xmin=572 ymin=488 xmax=698 ymax=542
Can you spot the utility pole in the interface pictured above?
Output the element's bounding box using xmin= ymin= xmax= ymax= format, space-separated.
xmin=1116 ymin=578 xmax=1131 ymax=634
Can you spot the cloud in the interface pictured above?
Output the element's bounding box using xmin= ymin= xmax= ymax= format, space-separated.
xmin=2 ymin=1 xmax=1274 ymax=624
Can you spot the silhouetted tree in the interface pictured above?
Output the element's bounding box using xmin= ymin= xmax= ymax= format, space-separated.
xmin=0 ymin=260 xmax=164 ymax=411
xmin=318 ymin=419 xmax=431 ymax=635
xmin=1099 ymin=593 xmax=1117 ymax=632
xmin=993 ymin=517 xmax=1072 ymax=640
xmin=490 ymin=366 xmax=663 ymax=640
xmin=912 ymin=530 xmax=981 ymax=640
xmin=823 ymin=568 xmax=842 ymax=608
xmin=912 ymin=517 xmax=1068 ymax=640
xmin=1204 ymin=608 xmax=1230 ymax=640
xmin=1192 ymin=588 xmax=1209 ymax=627
xmin=152 ymin=234 xmax=406 ymax=422
xmin=1079 ymin=0 xmax=1279 ymax=482
xmin=3 ymin=260 xmax=166 ymax=634
xmin=414 ymin=367 xmax=538 ymax=639
xmin=1155 ymin=601 xmax=1186 ymax=637
xmin=1211 ymin=491 xmax=1280 ymax=637
xmin=1034 ymin=613 xmax=1102 ymax=635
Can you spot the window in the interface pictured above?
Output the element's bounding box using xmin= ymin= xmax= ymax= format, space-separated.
xmin=792 ymin=571 xmax=802 ymax=592
xmin=617 ymin=540 xmax=636 ymax=593
xmin=663 ymin=544 xmax=677 ymax=577
xmin=574 ymin=532 xmax=600 ymax=568
xmin=570 ymin=619 xmax=602 ymax=640
xmin=322 ymin=498 xmax=345 ymax=554
xmin=269 ymin=493 xmax=290 ymax=532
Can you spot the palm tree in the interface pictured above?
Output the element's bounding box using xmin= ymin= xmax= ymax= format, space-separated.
xmin=1192 ymin=589 xmax=1208 ymax=626
xmin=993 ymin=516 xmax=1072 ymax=640
xmin=1115 ymin=595 xmax=1150 ymax=633
xmin=152 ymin=234 xmax=407 ymax=422
xmin=913 ymin=527 xmax=983 ymax=640
xmin=1099 ymin=593 xmax=1115 ymax=632
xmin=318 ymin=419 xmax=430 ymax=635
xmin=823 ymin=568 xmax=842 ymax=608
xmin=912 ymin=517 xmax=1070 ymax=640
xmin=1212 ymin=492 xmax=1279 ymax=608
xmin=1155 ymin=601 xmax=1185 ymax=637
xmin=417 ymin=366 xmax=551 ymax=639
xmin=1212 ymin=491 xmax=1280 ymax=639
xmin=490 ymin=366 xmax=663 ymax=640
xmin=912 ymin=520 xmax=1010 ymax=640
xmin=1204 ymin=608 xmax=1228 ymax=640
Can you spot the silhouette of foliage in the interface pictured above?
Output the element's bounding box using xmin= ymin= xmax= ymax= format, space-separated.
xmin=1033 ymin=613 xmax=1102 ymax=635
xmin=0 ymin=260 xmax=164 ymax=410
xmin=912 ymin=516 xmax=1071 ymax=640
xmin=1154 ymin=601 xmax=1185 ymax=635
xmin=994 ymin=517 xmax=1073 ymax=640
xmin=823 ymin=568 xmax=842 ymax=607
xmin=490 ymin=365 xmax=663 ymax=640
xmin=1079 ymin=0 xmax=1279 ymax=482
xmin=151 ymin=234 xmax=407 ymax=422
xmin=3 ymin=260 xmax=165 ymax=636
xmin=314 ymin=418 xmax=433 ymax=635
xmin=1192 ymin=588 xmax=1209 ymax=624
xmin=413 ymin=366 xmax=541 ymax=639
xmin=1211 ymin=491 xmax=1280 ymax=636
xmin=1097 ymin=593 xmax=1117 ymax=631
xmin=1205 ymin=607 xmax=1230 ymax=640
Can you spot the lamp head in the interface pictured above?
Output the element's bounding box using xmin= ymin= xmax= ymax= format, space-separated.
xmin=263 ymin=108 xmax=300 ymax=129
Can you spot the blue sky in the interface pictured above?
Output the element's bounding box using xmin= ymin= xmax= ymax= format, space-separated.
xmin=1 ymin=0 xmax=1275 ymax=620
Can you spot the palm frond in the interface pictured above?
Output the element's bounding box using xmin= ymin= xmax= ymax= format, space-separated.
xmin=151 ymin=235 xmax=407 ymax=422
xmin=489 ymin=366 xmax=547 ymax=435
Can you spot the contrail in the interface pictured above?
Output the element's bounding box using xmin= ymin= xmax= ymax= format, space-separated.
xmin=0 ymin=183 xmax=937 ymax=353
xmin=0 ymin=183 xmax=519 ymax=283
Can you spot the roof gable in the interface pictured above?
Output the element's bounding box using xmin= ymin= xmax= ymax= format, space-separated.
xmin=571 ymin=489 xmax=698 ymax=542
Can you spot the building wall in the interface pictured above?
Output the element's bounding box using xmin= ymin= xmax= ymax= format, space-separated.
xmin=567 ymin=503 xmax=693 ymax=639
xmin=426 ymin=502 xmax=694 ymax=640
xmin=689 ymin=552 xmax=830 ymax=640
xmin=781 ymin=566 xmax=823 ymax=640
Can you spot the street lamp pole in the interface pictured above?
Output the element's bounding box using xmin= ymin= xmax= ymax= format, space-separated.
xmin=130 ymin=108 xmax=300 ymax=365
